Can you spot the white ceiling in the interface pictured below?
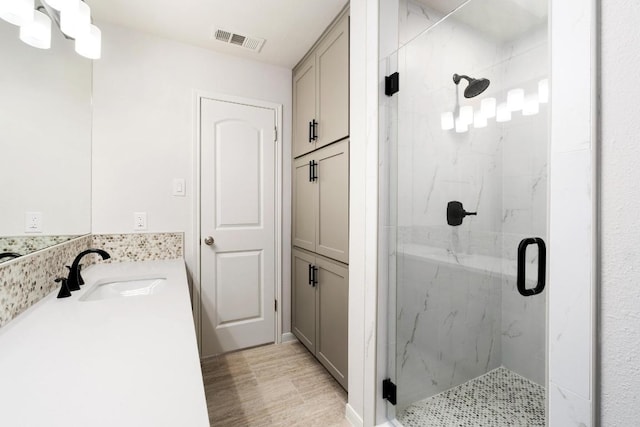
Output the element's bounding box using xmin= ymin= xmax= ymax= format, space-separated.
xmin=87 ymin=0 xmax=348 ymax=69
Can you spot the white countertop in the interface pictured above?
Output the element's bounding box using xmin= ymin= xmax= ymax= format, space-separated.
xmin=0 ymin=259 xmax=209 ymax=427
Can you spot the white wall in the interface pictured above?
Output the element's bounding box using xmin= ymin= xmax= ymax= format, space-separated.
xmin=600 ymin=0 xmax=640 ymax=424
xmin=91 ymin=23 xmax=292 ymax=335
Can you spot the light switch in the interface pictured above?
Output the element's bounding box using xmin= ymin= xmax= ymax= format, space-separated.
xmin=25 ymin=212 xmax=43 ymax=233
xmin=173 ymin=178 xmax=186 ymax=197
xmin=133 ymin=212 xmax=147 ymax=231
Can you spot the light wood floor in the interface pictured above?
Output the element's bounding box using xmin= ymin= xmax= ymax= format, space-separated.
xmin=201 ymin=341 xmax=350 ymax=427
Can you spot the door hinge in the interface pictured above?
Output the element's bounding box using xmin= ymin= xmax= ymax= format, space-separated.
xmin=385 ymin=72 xmax=400 ymax=97
xmin=275 ymin=299 xmax=278 ymax=311
xmin=382 ymin=379 xmax=397 ymax=405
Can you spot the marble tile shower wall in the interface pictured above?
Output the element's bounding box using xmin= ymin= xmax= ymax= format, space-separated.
xmin=392 ymin=1 xmax=548 ymax=409
xmin=0 ymin=232 xmax=184 ymax=328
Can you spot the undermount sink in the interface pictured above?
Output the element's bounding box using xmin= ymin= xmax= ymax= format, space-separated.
xmin=80 ymin=277 xmax=168 ymax=301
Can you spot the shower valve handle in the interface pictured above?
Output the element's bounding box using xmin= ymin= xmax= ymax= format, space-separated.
xmin=447 ymin=201 xmax=477 ymax=226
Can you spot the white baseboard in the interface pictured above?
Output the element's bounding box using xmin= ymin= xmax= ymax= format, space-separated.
xmin=281 ymin=332 xmax=297 ymax=343
xmin=345 ymin=403 xmax=364 ymax=427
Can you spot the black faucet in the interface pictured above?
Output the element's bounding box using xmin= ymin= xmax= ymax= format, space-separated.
xmin=67 ymin=249 xmax=111 ymax=291
xmin=0 ymin=252 xmax=21 ymax=261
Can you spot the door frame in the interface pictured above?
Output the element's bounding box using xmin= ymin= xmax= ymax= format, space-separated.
xmin=193 ymin=91 xmax=284 ymax=353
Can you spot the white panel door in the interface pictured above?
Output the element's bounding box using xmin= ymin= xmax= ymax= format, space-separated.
xmin=200 ymin=98 xmax=276 ymax=357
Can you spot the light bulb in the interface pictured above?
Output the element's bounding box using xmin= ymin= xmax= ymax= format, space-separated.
xmin=538 ymin=78 xmax=549 ymax=104
xmin=473 ymin=110 xmax=487 ymax=128
xmin=455 ymin=116 xmax=468 ymax=133
xmin=441 ymin=112 xmax=454 ymax=131
xmin=481 ymin=97 xmax=496 ymax=118
xmin=496 ymin=102 xmax=511 ymax=123
xmin=0 ymin=0 xmax=34 ymax=26
xmin=507 ymin=88 xmax=524 ymax=112
xmin=459 ymin=105 xmax=473 ymax=125
xmin=19 ymin=9 xmax=51 ymax=49
xmin=44 ymin=0 xmax=80 ymax=12
xmin=61 ymin=1 xmax=90 ymax=38
xmin=75 ymin=24 xmax=101 ymax=59
xmin=523 ymin=94 xmax=540 ymax=116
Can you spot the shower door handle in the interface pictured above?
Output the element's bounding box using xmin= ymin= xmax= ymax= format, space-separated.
xmin=517 ymin=237 xmax=546 ymax=297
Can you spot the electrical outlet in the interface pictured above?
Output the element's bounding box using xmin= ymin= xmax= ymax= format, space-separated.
xmin=25 ymin=212 xmax=43 ymax=233
xmin=133 ymin=212 xmax=147 ymax=231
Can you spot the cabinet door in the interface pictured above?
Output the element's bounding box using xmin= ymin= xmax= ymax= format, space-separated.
xmin=293 ymin=55 xmax=317 ymax=158
xmin=292 ymin=154 xmax=317 ymax=252
xmin=315 ymin=14 xmax=349 ymax=149
xmin=315 ymin=255 xmax=348 ymax=390
xmin=315 ymin=139 xmax=349 ymax=263
xmin=292 ymin=248 xmax=317 ymax=353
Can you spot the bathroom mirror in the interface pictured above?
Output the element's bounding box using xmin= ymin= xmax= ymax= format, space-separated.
xmin=0 ymin=19 xmax=92 ymax=262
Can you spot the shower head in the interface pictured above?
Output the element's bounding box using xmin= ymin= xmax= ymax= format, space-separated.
xmin=453 ymin=73 xmax=491 ymax=98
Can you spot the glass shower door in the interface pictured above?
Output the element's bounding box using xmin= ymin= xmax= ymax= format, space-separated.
xmin=389 ymin=1 xmax=549 ymax=425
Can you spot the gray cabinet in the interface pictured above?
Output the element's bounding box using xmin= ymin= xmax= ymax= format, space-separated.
xmin=291 ymin=8 xmax=349 ymax=392
xmin=292 ymin=139 xmax=349 ymax=264
xmin=292 ymin=247 xmax=348 ymax=390
xmin=292 ymin=13 xmax=349 ymax=158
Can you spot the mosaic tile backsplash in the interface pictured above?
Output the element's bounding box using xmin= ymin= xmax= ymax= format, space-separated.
xmin=0 ymin=235 xmax=92 ymax=327
xmin=0 ymin=235 xmax=81 ymax=263
xmin=90 ymin=233 xmax=183 ymax=263
xmin=0 ymin=232 xmax=184 ymax=328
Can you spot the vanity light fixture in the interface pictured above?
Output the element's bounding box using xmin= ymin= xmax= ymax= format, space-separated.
xmin=75 ymin=22 xmax=100 ymax=59
xmin=60 ymin=0 xmax=89 ymax=38
xmin=0 ymin=0 xmax=34 ymax=26
xmin=523 ymin=93 xmax=540 ymax=116
xmin=441 ymin=112 xmax=454 ymax=131
xmin=0 ymin=0 xmax=101 ymax=59
xmin=507 ymin=88 xmax=525 ymax=111
xmin=459 ymin=105 xmax=474 ymax=125
xmin=19 ymin=8 xmax=50 ymax=49
xmin=481 ymin=97 xmax=496 ymax=118
xmin=538 ymin=78 xmax=549 ymax=103
xmin=496 ymin=102 xmax=512 ymax=122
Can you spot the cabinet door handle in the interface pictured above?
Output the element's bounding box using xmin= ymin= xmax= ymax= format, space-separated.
xmin=308 ymin=264 xmax=313 ymax=286
xmin=311 ymin=160 xmax=318 ymax=182
xmin=308 ymin=121 xmax=313 ymax=143
xmin=517 ymin=237 xmax=547 ymax=296
xmin=308 ymin=160 xmax=313 ymax=182
xmin=312 ymin=119 xmax=318 ymax=141
xmin=312 ymin=266 xmax=319 ymax=287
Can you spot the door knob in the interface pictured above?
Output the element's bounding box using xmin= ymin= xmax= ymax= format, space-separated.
xmin=204 ymin=236 xmax=215 ymax=246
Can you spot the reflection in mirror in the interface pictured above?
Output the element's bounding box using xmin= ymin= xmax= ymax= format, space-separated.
xmin=0 ymin=13 xmax=92 ymax=263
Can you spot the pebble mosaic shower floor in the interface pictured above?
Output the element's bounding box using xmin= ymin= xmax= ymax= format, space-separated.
xmin=398 ymin=367 xmax=545 ymax=427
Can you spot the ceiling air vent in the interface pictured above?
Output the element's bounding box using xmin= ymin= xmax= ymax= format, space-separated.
xmin=212 ymin=28 xmax=265 ymax=53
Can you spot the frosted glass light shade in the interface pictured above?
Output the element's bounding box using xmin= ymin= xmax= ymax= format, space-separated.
xmin=538 ymin=78 xmax=549 ymax=103
xmin=0 ymin=0 xmax=34 ymax=26
xmin=481 ymin=97 xmax=496 ymax=118
xmin=507 ymin=88 xmax=525 ymax=111
xmin=455 ymin=116 xmax=468 ymax=133
xmin=441 ymin=112 xmax=454 ymax=130
xmin=44 ymin=0 xmax=79 ymax=12
xmin=496 ymin=102 xmax=511 ymax=122
xmin=523 ymin=94 xmax=540 ymax=116
xmin=473 ymin=110 xmax=487 ymax=128
xmin=75 ymin=24 xmax=101 ymax=59
xmin=19 ymin=9 xmax=51 ymax=49
xmin=459 ymin=105 xmax=473 ymax=125
xmin=60 ymin=1 xmax=90 ymax=38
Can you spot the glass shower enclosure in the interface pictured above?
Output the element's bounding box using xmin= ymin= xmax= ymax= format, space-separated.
xmin=381 ymin=1 xmax=549 ymax=425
